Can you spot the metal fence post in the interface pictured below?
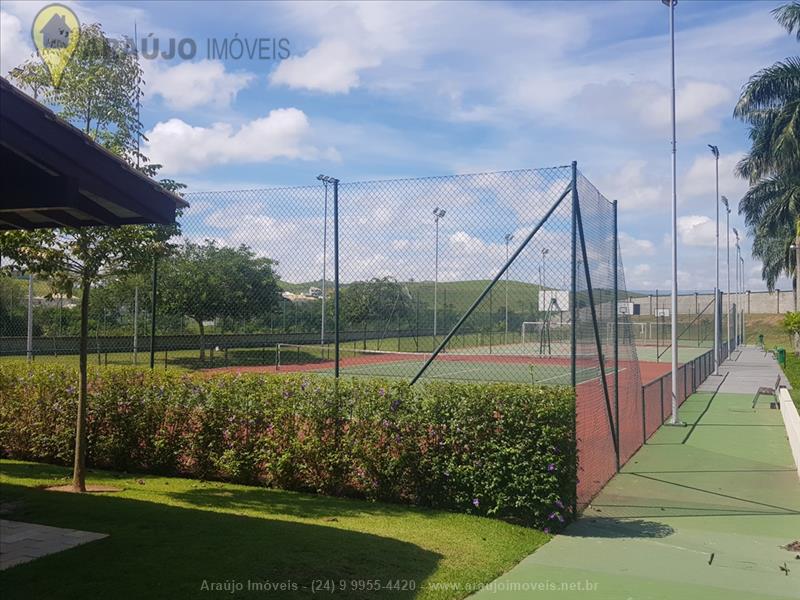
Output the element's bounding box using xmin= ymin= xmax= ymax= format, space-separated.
xmin=641 ymin=386 xmax=647 ymax=444
xmin=149 ymin=255 xmax=158 ymax=370
xmin=613 ymin=200 xmax=619 ymax=470
xmin=26 ymin=273 xmax=33 ymax=361
xmin=570 ymin=162 xmax=578 ymax=389
xmin=333 ymin=178 xmax=340 ymax=378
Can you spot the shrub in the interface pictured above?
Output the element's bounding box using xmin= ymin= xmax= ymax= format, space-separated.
xmin=0 ymin=364 xmax=576 ymax=528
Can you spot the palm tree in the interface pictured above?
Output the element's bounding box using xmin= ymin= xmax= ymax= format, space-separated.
xmin=734 ymin=2 xmax=800 ymax=291
xmin=775 ymin=1 xmax=800 ymax=40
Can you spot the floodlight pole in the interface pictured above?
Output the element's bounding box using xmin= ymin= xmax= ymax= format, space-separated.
xmin=504 ymin=233 xmax=514 ymax=344
xmin=734 ymin=227 xmax=740 ymax=345
xmin=709 ymin=144 xmax=720 ymax=373
xmin=663 ymin=0 xmax=683 ymax=425
xmin=740 ymin=255 xmax=745 ymax=343
xmin=722 ymin=196 xmax=731 ymax=352
xmin=792 ymin=237 xmax=800 ymax=312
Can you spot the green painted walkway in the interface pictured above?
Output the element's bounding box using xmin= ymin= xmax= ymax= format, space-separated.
xmin=473 ymin=388 xmax=800 ymax=599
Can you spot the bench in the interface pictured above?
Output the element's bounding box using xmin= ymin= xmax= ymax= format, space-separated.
xmin=752 ymin=375 xmax=783 ymax=409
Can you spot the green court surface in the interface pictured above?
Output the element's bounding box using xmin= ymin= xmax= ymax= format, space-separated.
xmin=634 ymin=344 xmax=711 ymax=363
xmin=472 ymin=391 xmax=800 ymax=599
xmin=277 ymin=348 xmax=608 ymax=385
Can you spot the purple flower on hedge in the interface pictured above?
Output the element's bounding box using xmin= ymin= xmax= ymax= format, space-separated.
xmin=543 ymin=527 xmax=551 ymax=534
xmin=378 ymin=388 xmax=386 ymax=397
xmin=66 ymin=385 xmax=75 ymax=395
xmin=557 ymin=514 xmax=565 ymax=523
xmin=390 ymin=398 xmax=401 ymax=412
xmin=555 ymin=499 xmax=564 ymax=509
xmin=472 ymin=498 xmax=480 ymax=508
xmin=547 ymin=463 xmax=556 ymax=472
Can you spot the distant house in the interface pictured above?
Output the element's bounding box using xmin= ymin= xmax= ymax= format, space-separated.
xmin=41 ymin=14 xmax=72 ymax=49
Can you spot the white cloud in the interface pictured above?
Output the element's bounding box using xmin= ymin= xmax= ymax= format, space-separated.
xmin=0 ymin=11 xmax=35 ymax=77
xmin=144 ymin=109 xmax=339 ymax=174
xmin=598 ymin=160 xmax=664 ymax=211
xmin=270 ymin=38 xmax=380 ymax=93
xmin=638 ymin=80 xmax=731 ymax=134
xmin=681 ymin=151 xmax=749 ymax=203
xmin=677 ymin=215 xmax=716 ymax=247
xmin=144 ymin=60 xmax=255 ymax=110
xmin=619 ymin=232 xmax=655 ymax=258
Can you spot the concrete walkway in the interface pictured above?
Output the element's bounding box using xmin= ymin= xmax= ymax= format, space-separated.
xmin=0 ymin=520 xmax=107 ymax=570
xmin=700 ymin=346 xmax=790 ymax=395
xmin=473 ymin=347 xmax=800 ymax=599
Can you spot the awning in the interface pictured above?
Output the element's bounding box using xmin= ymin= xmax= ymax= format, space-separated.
xmin=0 ymin=76 xmax=187 ymax=230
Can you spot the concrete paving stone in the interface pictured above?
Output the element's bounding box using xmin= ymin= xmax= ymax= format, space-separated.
xmin=0 ymin=520 xmax=108 ymax=571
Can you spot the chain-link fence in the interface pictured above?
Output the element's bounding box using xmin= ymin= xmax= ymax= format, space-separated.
xmin=3 ymin=163 xmax=743 ymax=508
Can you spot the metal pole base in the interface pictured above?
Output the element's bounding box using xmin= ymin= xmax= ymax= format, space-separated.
xmin=664 ymin=421 xmax=687 ymax=427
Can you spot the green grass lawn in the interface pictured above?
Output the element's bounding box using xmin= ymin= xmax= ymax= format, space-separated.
xmin=0 ymin=460 xmax=549 ymax=599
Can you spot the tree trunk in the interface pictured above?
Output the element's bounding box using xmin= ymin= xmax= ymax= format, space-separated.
xmin=197 ymin=319 xmax=206 ymax=361
xmin=363 ymin=322 xmax=368 ymax=350
xmin=72 ymin=277 xmax=90 ymax=492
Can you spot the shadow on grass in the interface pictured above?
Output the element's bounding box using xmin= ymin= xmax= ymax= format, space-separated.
xmin=167 ymin=348 xmax=326 ymax=371
xmin=168 ymin=485 xmax=439 ymax=521
xmin=0 ymin=482 xmax=441 ymax=600
xmin=0 ymin=461 xmax=438 ymax=521
xmin=564 ymin=517 xmax=675 ymax=539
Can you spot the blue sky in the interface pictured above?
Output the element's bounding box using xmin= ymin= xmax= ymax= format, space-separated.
xmin=1 ymin=0 xmax=795 ymax=292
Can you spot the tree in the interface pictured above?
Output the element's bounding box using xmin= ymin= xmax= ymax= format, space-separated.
xmin=734 ymin=3 xmax=800 ymax=290
xmin=341 ymin=278 xmax=413 ymax=348
xmin=159 ymin=241 xmax=282 ymax=359
xmin=1 ymin=23 xmax=182 ymax=492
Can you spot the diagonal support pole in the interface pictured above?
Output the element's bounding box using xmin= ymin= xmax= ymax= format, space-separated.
xmin=410 ymin=182 xmax=573 ymax=385
xmin=574 ymin=186 xmax=619 ymax=465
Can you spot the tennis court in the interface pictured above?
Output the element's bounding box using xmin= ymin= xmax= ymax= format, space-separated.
xmin=272 ymin=343 xmax=618 ymax=385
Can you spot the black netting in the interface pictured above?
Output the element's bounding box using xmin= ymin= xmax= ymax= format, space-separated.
xmin=4 ymin=164 xmax=738 ymax=510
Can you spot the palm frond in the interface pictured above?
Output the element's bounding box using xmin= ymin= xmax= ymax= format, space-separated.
xmin=773 ymin=1 xmax=800 ymax=40
xmin=734 ymin=57 xmax=800 ymax=118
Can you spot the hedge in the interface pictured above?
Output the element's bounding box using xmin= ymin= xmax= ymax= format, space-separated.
xmin=0 ymin=364 xmax=576 ymax=528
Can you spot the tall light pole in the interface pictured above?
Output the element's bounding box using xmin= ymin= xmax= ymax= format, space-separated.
xmin=721 ymin=196 xmax=731 ymax=352
xmin=740 ymin=254 xmax=746 ymax=343
xmin=709 ymin=144 xmax=720 ymax=373
xmin=504 ymin=233 xmax=514 ymax=344
xmin=792 ymin=236 xmax=800 ymax=312
xmin=663 ymin=0 xmax=682 ymax=425
xmin=317 ymin=176 xmax=330 ymax=346
xmin=733 ymin=227 xmax=741 ymax=345
xmin=433 ymin=207 xmax=446 ymax=339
